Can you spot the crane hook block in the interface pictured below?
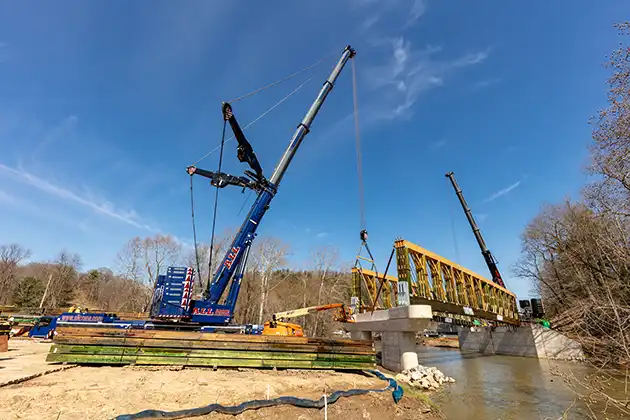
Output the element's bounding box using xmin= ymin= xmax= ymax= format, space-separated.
xmin=360 ymin=229 xmax=368 ymax=242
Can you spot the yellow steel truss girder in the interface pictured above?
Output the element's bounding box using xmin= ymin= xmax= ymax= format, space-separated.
xmin=393 ymin=239 xmax=519 ymax=323
xmin=427 ymin=258 xmax=447 ymax=302
xmin=350 ymin=268 xmax=398 ymax=310
xmin=395 ymin=239 xmax=514 ymax=294
xmin=408 ymin=251 xmax=431 ymax=299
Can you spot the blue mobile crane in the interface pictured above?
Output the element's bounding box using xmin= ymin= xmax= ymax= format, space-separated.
xmin=147 ymin=46 xmax=356 ymax=329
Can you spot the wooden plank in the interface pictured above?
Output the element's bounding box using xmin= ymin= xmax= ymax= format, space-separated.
xmin=53 ymin=327 xmax=372 ymax=347
xmin=46 ymin=353 xmax=374 ymax=370
xmin=52 ymin=336 xmax=374 ymax=355
xmin=48 ymin=345 xmax=375 ymax=362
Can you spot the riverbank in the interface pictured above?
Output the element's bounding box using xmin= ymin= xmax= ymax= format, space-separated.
xmin=420 ymin=336 xmax=459 ymax=349
xmin=0 ymin=339 xmax=443 ymax=420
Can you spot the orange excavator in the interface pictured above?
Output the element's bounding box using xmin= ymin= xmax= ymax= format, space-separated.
xmin=262 ymin=303 xmax=354 ymax=337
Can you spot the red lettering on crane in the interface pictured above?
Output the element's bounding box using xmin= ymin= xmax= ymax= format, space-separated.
xmin=224 ymin=247 xmax=241 ymax=269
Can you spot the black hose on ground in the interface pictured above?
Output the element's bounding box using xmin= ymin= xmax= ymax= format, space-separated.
xmin=113 ymin=370 xmax=403 ymax=420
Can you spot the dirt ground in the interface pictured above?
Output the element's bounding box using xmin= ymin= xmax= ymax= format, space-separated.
xmin=420 ymin=337 xmax=460 ymax=349
xmin=0 ymin=340 xmax=443 ymax=420
xmin=0 ymin=338 xmax=65 ymax=386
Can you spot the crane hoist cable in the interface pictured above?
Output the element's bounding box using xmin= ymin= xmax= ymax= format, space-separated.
xmin=190 ymin=49 xmax=339 ymax=167
xmin=190 ymin=120 xmax=228 ymax=289
xmin=225 ymin=50 xmax=338 ymax=104
xmin=190 ymin=176 xmax=203 ymax=286
xmin=350 ymin=57 xmax=395 ymax=313
xmin=206 ymin=120 xmax=228 ymax=286
xmin=352 ymin=58 xmax=366 ymax=231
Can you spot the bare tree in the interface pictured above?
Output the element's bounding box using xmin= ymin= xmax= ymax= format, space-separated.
xmin=116 ymin=237 xmax=143 ymax=284
xmin=116 ymin=234 xmax=182 ymax=310
xmin=0 ymin=243 xmax=31 ymax=304
xmin=252 ymin=237 xmax=289 ymax=324
xmin=586 ymin=21 xmax=630 ymax=217
xmin=310 ymin=246 xmax=340 ymax=337
xmin=513 ymin=23 xmax=630 ymax=417
xmin=39 ymin=251 xmax=82 ymax=308
xmin=184 ymin=229 xmax=234 ymax=296
xmin=116 ymin=234 xmax=182 ymax=286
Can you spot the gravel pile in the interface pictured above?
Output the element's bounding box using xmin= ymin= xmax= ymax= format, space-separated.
xmin=395 ymin=364 xmax=455 ymax=391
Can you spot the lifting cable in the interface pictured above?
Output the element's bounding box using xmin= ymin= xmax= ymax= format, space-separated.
xmin=190 ymin=176 xmax=203 ymax=286
xmin=190 ymin=49 xmax=339 ymax=167
xmin=351 ymin=58 xmax=395 ymax=312
xmin=225 ymin=50 xmax=338 ymax=104
xmin=191 ymin=75 xmax=316 ymax=167
xmin=206 ymin=120 xmax=228 ymax=288
xmin=352 ymin=58 xmax=366 ymax=231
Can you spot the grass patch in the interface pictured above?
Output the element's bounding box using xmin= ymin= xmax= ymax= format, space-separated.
xmin=400 ymin=384 xmax=441 ymax=411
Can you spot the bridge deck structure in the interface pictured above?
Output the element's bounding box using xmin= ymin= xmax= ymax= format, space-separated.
xmin=351 ymin=238 xmax=519 ymax=326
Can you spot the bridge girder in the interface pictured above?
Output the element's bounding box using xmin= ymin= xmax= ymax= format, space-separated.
xmin=351 ymin=239 xmax=519 ymax=325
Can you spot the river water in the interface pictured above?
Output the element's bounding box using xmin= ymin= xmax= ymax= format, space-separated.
xmin=413 ymin=346 xmax=628 ymax=420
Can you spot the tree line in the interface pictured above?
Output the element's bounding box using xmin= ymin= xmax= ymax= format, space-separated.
xmin=0 ymin=232 xmax=352 ymax=338
xmin=514 ymin=22 xmax=630 ymax=415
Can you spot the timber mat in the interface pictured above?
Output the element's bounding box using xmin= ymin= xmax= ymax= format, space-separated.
xmin=47 ymin=326 xmax=376 ymax=370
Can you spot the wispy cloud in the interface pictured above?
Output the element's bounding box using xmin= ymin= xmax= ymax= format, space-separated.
xmin=316 ymin=232 xmax=328 ymax=239
xmin=476 ymin=213 xmax=489 ymax=222
xmin=0 ymin=163 xmax=154 ymax=231
xmin=361 ymin=15 xmax=379 ymax=32
xmin=366 ymin=39 xmax=491 ymax=120
xmin=405 ymin=0 xmax=427 ymax=28
xmin=31 ymin=115 xmax=78 ymax=163
xmin=483 ymin=181 xmax=521 ymax=203
xmin=470 ymin=77 xmax=502 ymax=91
xmin=354 ymin=0 xmax=427 ymax=31
xmin=430 ymin=139 xmax=447 ymax=150
xmin=0 ymin=189 xmax=15 ymax=203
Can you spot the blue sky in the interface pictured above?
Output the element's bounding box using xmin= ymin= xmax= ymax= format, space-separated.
xmin=0 ymin=1 xmax=628 ymax=299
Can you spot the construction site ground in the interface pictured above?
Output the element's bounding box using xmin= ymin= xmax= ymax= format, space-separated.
xmin=0 ymin=339 xmax=443 ymax=420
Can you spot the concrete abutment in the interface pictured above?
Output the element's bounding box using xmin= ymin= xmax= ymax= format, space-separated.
xmin=345 ymin=305 xmax=584 ymax=372
xmin=458 ymin=324 xmax=584 ymax=360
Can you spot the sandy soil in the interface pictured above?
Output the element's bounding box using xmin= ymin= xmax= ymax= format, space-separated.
xmin=0 ymin=340 xmax=442 ymax=420
xmin=420 ymin=337 xmax=460 ymax=349
xmin=0 ymin=338 xmax=64 ymax=386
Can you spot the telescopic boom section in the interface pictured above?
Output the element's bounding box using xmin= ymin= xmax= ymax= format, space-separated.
xmin=445 ymin=171 xmax=507 ymax=288
xmin=204 ymin=46 xmax=356 ymax=309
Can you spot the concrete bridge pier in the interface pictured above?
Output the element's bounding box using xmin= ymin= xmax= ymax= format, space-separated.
xmin=344 ymin=305 xmax=433 ymax=372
